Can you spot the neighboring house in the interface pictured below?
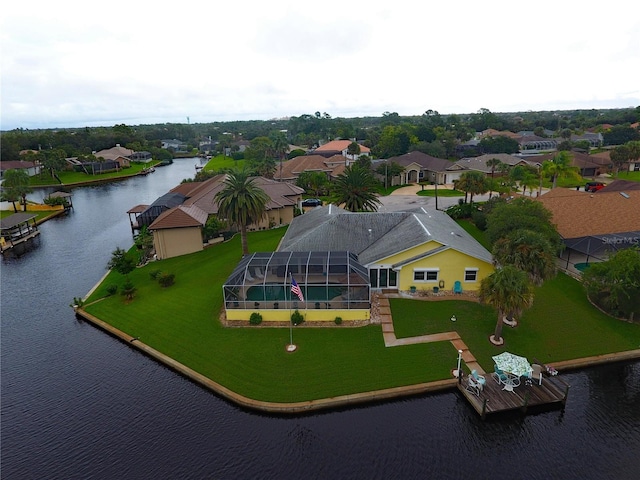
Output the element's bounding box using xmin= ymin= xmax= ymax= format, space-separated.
xmin=273 ymin=154 xmax=347 ymax=182
xmin=279 ymin=205 xmax=494 ymax=293
xmin=456 ymin=153 xmax=541 ymax=176
xmin=130 ymin=151 xmax=153 ymax=162
xmin=312 ymin=140 xmax=371 ymax=163
xmin=233 ymin=140 xmax=251 ymax=153
xmin=568 ymin=152 xmax=609 ymax=177
xmin=478 ymin=129 xmax=520 ymax=140
xmin=132 ymin=174 xmax=304 ymax=260
xmin=536 ymin=187 xmax=640 ymax=265
xmin=517 ymin=135 xmax=558 ymax=152
xmin=0 ymin=161 xmax=40 ymax=179
xmin=628 ymin=161 xmax=640 ymax=172
xmin=387 ymin=151 xmax=467 ymax=185
xmin=161 ymin=139 xmax=187 ymax=151
xmin=150 ymin=205 xmax=209 ymax=260
xmin=137 ymin=192 xmax=187 ymax=228
xmin=570 ymin=132 xmax=603 ymax=148
xmin=600 ymin=179 xmax=640 ymax=193
xmin=93 ymin=145 xmax=133 ymax=168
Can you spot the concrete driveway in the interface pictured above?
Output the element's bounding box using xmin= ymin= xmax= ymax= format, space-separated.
xmin=377 ymin=184 xmax=548 ymax=213
xmin=378 ymin=184 xmax=481 ymax=212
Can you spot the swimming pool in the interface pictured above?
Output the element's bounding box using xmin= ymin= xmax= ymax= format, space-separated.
xmin=246 ymin=284 xmax=344 ymax=302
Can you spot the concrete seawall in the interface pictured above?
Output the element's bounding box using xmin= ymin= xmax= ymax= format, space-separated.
xmin=75 ymin=308 xmax=640 ymax=414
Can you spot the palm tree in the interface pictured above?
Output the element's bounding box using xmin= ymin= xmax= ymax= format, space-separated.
xmin=214 ymin=169 xmax=269 ymax=255
xmin=270 ymin=132 xmax=288 ymax=181
xmin=541 ymin=151 xmax=578 ymax=189
xmin=609 ymin=144 xmax=630 ymax=176
xmin=478 ymin=265 xmax=534 ymax=345
xmin=332 ymin=165 xmax=381 ymax=212
xmin=0 ymin=169 xmax=32 ymax=212
xmin=457 ymin=170 xmax=489 ymax=204
xmin=492 ymin=229 xmax=558 ymax=286
xmin=486 ymin=157 xmax=502 ymax=198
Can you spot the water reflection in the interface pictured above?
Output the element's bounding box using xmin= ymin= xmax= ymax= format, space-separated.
xmin=1 ymin=159 xmax=639 ymax=479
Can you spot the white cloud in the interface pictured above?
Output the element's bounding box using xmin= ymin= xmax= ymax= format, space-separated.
xmin=2 ymin=0 xmax=639 ymax=129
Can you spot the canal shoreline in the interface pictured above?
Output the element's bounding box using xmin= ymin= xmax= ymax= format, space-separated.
xmin=75 ymin=307 xmax=640 ymax=414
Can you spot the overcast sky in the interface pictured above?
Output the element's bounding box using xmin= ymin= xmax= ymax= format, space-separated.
xmin=2 ymin=0 xmax=639 ymax=130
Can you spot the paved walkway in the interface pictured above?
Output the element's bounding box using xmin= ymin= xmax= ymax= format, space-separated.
xmin=377 ymin=295 xmax=485 ymax=374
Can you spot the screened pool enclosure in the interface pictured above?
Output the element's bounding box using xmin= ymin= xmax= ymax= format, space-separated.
xmin=223 ymin=252 xmax=371 ymax=312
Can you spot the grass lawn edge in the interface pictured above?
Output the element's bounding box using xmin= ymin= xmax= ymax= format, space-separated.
xmin=75 ymin=306 xmax=640 ymax=414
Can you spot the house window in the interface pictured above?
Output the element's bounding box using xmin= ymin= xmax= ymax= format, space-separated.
xmin=414 ymin=269 xmax=438 ymax=282
xmin=465 ymin=269 xmax=478 ymax=282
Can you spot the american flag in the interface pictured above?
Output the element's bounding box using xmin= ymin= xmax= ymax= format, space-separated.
xmin=291 ymin=276 xmax=304 ymax=302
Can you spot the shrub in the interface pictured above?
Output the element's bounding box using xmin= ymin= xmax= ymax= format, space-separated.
xmin=446 ymin=202 xmax=479 ymax=220
xmin=471 ymin=210 xmax=487 ymax=230
xmin=70 ymin=297 xmax=84 ymax=308
xmin=149 ymin=269 xmax=162 ymax=280
xmin=291 ymin=310 xmax=304 ymax=325
xmin=334 ymin=316 xmax=343 ymax=325
xmin=106 ymin=284 xmax=118 ymax=296
xmin=158 ymin=272 xmax=175 ymax=287
xmin=249 ymin=312 xmax=263 ymax=325
xmin=121 ymin=279 xmax=136 ymax=300
xmin=44 ymin=196 xmax=69 ymax=207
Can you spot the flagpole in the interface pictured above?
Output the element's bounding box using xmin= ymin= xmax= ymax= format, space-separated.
xmin=287 ymin=273 xmax=297 ymax=352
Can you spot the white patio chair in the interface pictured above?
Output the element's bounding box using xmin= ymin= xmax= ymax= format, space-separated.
xmin=466 ymin=375 xmax=483 ymax=397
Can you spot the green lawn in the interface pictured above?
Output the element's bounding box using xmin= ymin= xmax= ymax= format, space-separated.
xmin=83 ymin=226 xmax=640 ymax=403
xmin=1 ymin=209 xmax=61 ymax=222
xmin=456 ymin=219 xmax=491 ymax=250
xmin=416 ymin=189 xmax=465 ymax=197
xmin=615 ymin=170 xmax=640 ymax=181
xmin=30 ymin=162 xmax=157 ymax=186
xmin=203 ymin=155 xmax=246 ymax=171
xmin=390 ymin=273 xmax=640 ymax=372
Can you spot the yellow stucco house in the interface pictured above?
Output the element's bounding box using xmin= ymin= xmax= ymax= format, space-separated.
xmin=223 ymin=205 xmax=494 ymax=323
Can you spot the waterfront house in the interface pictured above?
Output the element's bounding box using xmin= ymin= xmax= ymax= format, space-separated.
xmin=0 ymin=161 xmax=40 ymax=180
xmin=279 ymin=205 xmax=494 ymax=293
xmin=93 ymin=145 xmax=133 ymax=168
xmin=135 ymin=174 xmax=304 ymax=260
xmin=223 ymin=205 xmax=494 ymax=323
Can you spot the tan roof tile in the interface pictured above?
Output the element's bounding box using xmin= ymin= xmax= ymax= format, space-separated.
xmin=536 ymin=188 xmax=640 ymax=238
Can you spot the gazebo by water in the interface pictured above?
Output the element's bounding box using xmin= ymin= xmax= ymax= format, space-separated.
xmin=0 ymin=213 xmax=40 ymax=254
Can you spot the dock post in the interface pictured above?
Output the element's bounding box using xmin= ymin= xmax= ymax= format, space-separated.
xmin=562 ymin=384 xmax=570 ymax=407
xmin=521 ymin=391 xmax=530 ymax=414
xmin=481 ymin=398 xmax=487 ymax=420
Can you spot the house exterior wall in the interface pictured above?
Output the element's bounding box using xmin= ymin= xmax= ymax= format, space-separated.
xmin=248 ymin=205 xmax=297 ymax=230
xmin=372 ymin=241 xmax=493 ymax=292
xmin=154 ymin=227 xmax=203 ymax=259
xmin=398 ymin=249 xmax=493 ymax=292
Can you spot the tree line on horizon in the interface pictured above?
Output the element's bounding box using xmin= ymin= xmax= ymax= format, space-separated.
xmin=2 ymin=106 xmax=639 ymax=163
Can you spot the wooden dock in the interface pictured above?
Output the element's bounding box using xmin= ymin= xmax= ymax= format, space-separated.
xmin=457 ymin=373 xmax=569 ymax=419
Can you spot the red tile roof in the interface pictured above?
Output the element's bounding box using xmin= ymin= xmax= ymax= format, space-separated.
xmin=315 ymin=140 xmax=370 ymax=154
xmin=273 ymin=155 xmax=347 ymax=181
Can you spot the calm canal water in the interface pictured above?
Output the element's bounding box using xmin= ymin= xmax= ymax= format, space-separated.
xmin=2 ymin=159 xmax=639 ymax=479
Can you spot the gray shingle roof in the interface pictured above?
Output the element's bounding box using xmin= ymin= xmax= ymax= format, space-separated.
xmin=278 ymin=205 xmax=493 ymax=266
